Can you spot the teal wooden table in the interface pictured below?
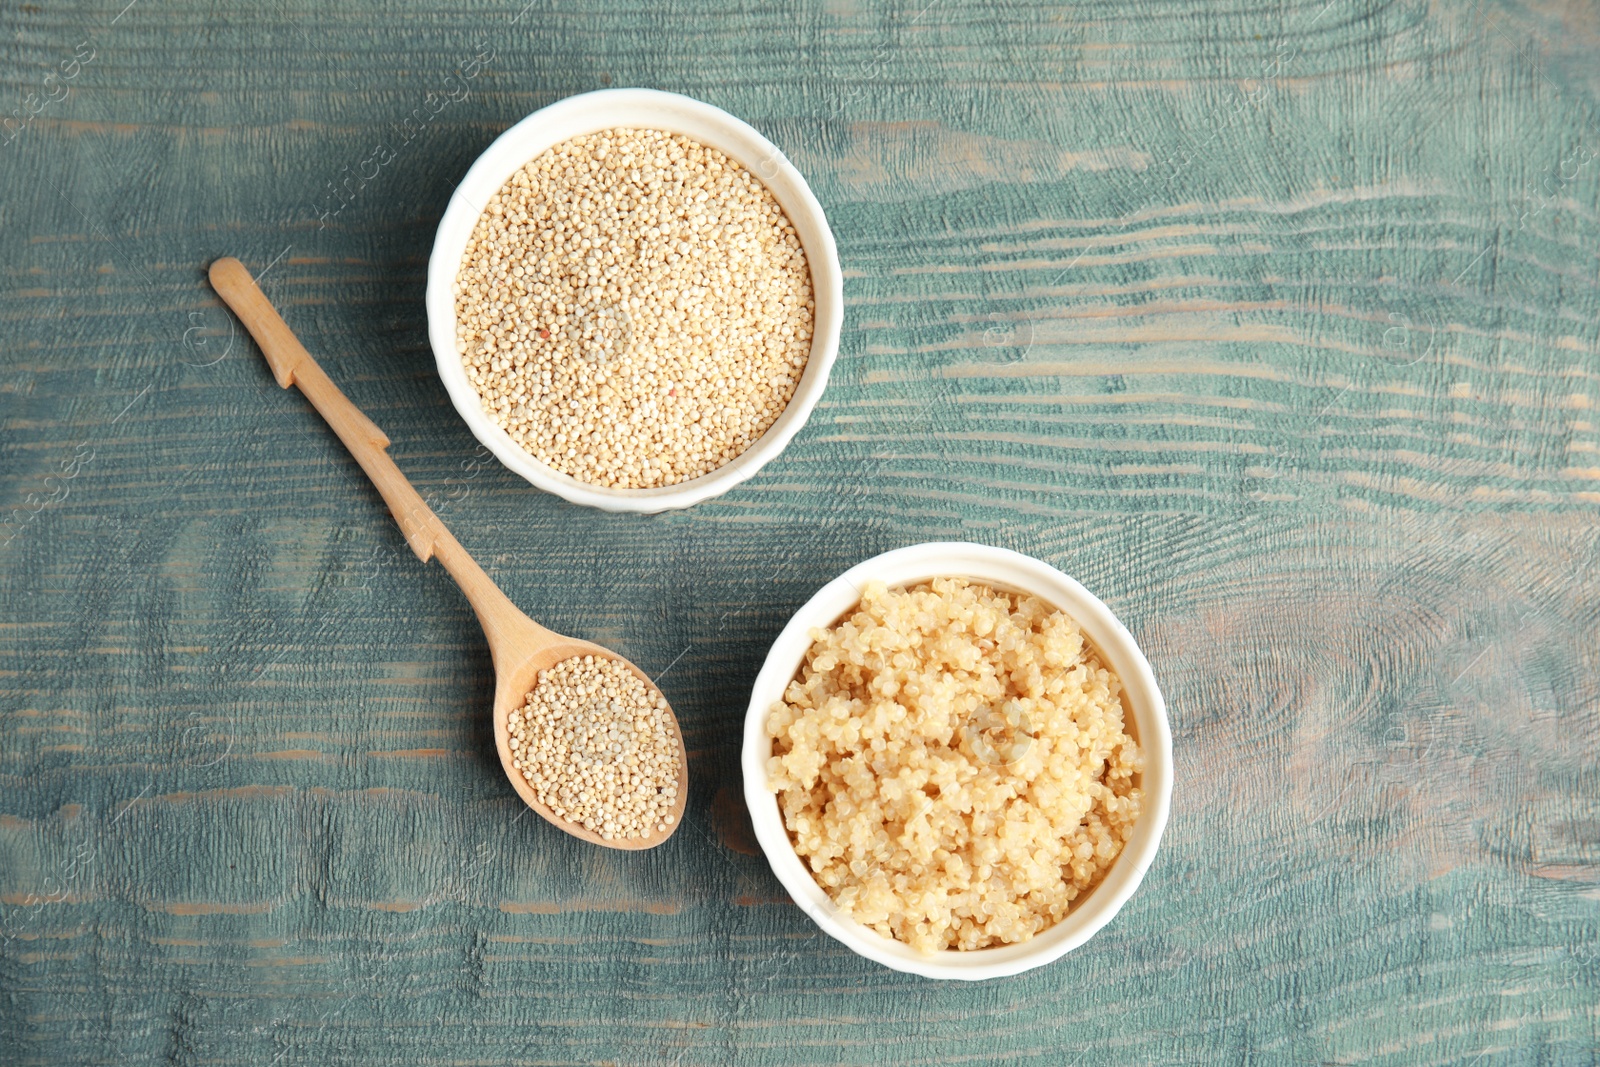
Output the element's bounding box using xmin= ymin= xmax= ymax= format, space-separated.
xmin=3 ymin=0 xmax=1597 ymax=1063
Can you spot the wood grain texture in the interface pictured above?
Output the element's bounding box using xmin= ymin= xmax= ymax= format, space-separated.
xmin=2 ymin=0 xmax=1597 ymax=1064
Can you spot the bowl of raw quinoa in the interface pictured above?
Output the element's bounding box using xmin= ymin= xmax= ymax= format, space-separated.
xmin=741 ymin=542 xmax=1172 ymax=980
xmin=426 ymin=88 xmax=843 ymax=513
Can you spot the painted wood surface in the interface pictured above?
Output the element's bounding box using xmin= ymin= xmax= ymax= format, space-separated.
xmin=2 ymin=0 xmax=1597 ymax=1063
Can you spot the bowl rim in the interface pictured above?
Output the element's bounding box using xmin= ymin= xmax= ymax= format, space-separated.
xmin=425 ymin=87 xmax=843 ymax=513
xmin=740 ymin=541 xmax=1173 ymax=980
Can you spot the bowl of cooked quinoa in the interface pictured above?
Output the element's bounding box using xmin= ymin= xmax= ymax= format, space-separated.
xmin=426 ymin=88 xmax=843 ymax=512
xmin=741 ymin=542 xmax=1172 ymax=980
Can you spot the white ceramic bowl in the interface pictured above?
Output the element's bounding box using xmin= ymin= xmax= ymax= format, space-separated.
xmin=426 ymin=88 xmax=844 ymax=513
xmin=741 ymin=542 xmax=1173 ymax=980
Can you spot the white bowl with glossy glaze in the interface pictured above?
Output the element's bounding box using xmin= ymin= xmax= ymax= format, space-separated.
xmin=426 ymin=88 xmax=843 ymax=513
xmin=741 ymin=542 xmax=1173 ymax=980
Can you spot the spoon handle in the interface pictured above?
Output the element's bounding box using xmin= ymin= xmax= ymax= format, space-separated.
xmin=207 ymin=256 xmax=534 ymax=650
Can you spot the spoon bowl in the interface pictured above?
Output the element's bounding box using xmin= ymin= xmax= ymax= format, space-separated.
xmin=489 ymin=625 xmax=688 ymax=850
xmin=209 ymin=256 xmax=687 ymax=850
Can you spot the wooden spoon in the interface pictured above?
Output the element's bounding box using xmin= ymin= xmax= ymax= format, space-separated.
xmin=208 ymin=256 xmax=687 ymax=850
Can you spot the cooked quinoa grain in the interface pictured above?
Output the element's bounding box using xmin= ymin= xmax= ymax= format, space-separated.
xmin=453 ymin=127 xmax=814 ymax=488
xmin=766 ymin=579 xmax=1142 ymax=953
xmin=508 ymin=654 xmax=681 ymax=840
